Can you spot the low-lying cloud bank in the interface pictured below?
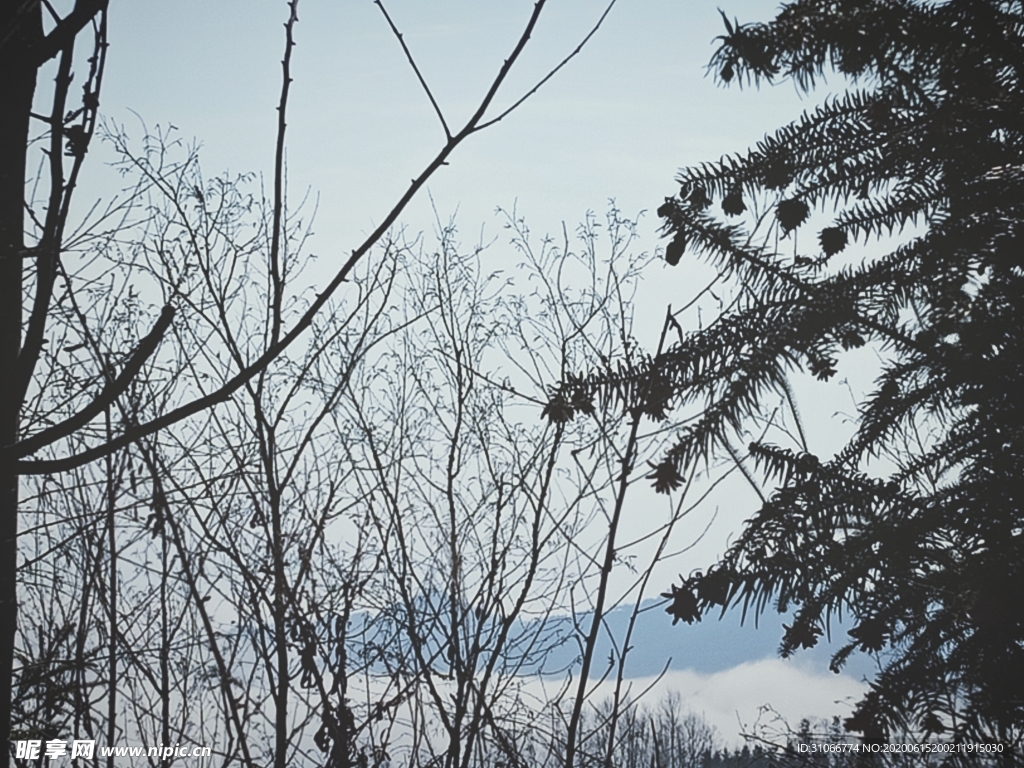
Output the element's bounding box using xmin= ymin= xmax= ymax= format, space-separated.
xmin=539 ymin=658 xmax=869 ymax=747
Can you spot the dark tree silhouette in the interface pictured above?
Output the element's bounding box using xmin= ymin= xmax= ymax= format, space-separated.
xmin=546 ymin=0 xmax=1024 ymax=749
xmin=0 ymin=2 xmax=619 ymax=765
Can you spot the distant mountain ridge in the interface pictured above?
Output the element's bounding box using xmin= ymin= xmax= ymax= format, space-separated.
xmin=540 ymin=600 xmax=880 ymax=681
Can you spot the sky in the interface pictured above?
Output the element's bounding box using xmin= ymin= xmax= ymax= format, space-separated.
xmin=90 ymin=0 xmax=820 ymax=244
xmin=58 ymin=0 xmax=881 ymax=744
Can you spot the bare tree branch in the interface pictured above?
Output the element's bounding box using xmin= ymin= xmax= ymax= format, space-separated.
xmin=15 ymin=305 xmax=175 ymax=457
xmin=14 ymin=0 xmax=594 ymax=474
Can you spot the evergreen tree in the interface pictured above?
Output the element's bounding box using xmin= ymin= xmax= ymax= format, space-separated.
xmin=545 ymin=0 xmax=1024 ymax=747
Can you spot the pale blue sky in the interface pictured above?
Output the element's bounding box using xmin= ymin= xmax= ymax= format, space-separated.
xmin=93 ymin=1 xmax=816 ymax=241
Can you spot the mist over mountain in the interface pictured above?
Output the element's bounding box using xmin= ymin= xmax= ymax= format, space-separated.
xmin=541 ymin=600 xmax=880 ymax=682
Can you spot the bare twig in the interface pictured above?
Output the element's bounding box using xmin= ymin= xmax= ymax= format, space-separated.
xmin=269 ymin=0 xmax=299 ymax=345
xmin=374 ymin=0 xmax=451 ymax=140
xmin=476 ymin=0 xmax=620 ymax=132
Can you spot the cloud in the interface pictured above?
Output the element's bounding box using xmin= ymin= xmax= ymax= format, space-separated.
xmin=563 ymin=658 xmax=868 ymax=747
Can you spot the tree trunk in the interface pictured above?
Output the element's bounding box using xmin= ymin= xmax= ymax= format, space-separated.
xmin=0 ymin=4 xmax=42 ymax=765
